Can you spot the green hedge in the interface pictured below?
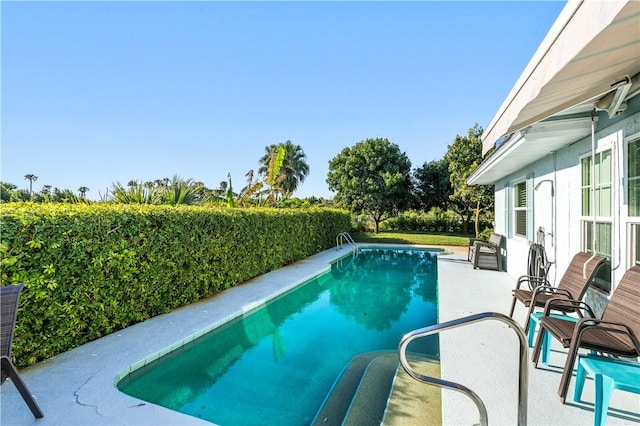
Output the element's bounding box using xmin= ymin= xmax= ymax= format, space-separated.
xmin=381 ymin=209 xmax=491 ymax=234
xmin=0 ymin=203 xmax=351 ymax=368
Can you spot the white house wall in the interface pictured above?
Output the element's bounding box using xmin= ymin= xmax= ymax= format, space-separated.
xmin=493 ymin=98 xmax=640 ymax=294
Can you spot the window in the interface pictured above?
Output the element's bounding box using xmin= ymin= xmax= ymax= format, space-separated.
xmin=582 ymin=221 xmax=612 ymax=258
xmin=629 ymin=139 xmax=640 ymax=217
xmin=581 ymin=149 xmax=613 ymax=292
xmin=514 ymin=181 xmax=527 ymax=238
xmin=581 ymin=150 xmax=612 ymax=217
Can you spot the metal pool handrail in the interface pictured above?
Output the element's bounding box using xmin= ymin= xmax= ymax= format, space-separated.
xmin=336 ymin=232 xmax=357 ymax=254
xmin=398 ymin=312 xmax=528 ymax=426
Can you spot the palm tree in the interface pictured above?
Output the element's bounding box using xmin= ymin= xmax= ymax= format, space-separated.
xmin=78 ymin=186 xmax=89 ymax=198
xmin=24 ymin=174 xmax=38 ymax=196
xmin=258 ymin=141 xmax=309 ymax=196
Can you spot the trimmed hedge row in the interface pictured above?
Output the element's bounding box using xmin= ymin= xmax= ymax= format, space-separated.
xmin=381 ymin=209 xmax=491 ymax=234
xmin=0 ymin=203 xmax=351 ymax=368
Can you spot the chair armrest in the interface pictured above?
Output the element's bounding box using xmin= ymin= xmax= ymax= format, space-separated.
xmin=468 ymin=238 xmax=483 ymax=246
xmin=542 ymin=297 xmax=596 ymax=318
xmin=473 ymin=241 xmax=499 ymax=252
xmin=533 ymin=286 xmax=572 ymax=298
xmin=516 ymin=275 xmax=550 ymax=291
xmin=573 ymin=318 xmax=640 ymax=353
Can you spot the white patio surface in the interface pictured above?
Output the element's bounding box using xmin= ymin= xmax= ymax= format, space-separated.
xmin=1 ymin=245 xmax=639 ymax=425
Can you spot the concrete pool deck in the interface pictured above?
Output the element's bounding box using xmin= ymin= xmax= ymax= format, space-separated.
xmin=2 ymin=245 xmax=639 ymax=425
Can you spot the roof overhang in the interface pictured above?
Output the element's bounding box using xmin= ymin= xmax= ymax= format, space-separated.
xmin=468 ymin=116 xmax=593 ymax=185
xmin=481 ymin=0 xmax=640 ymax=155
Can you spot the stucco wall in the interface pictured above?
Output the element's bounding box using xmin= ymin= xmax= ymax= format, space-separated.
xmin=493 ymin=95 xmax=640 ymax=297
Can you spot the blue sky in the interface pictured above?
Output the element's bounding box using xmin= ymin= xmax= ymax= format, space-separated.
xmin=1 ymin=1 xmax=566 ymax=200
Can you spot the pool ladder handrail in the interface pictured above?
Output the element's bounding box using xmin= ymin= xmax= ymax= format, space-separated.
xmin=336 ymin=232 xmax=358 ymax=255
xmin=398 ymin=312 xmax=528 ymax=426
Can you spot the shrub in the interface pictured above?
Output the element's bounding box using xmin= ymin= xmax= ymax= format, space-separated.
xmin=382 ymin=208 xmax=491 ymax=234
xmin=0 ymin=203 xmax=350 ymax=367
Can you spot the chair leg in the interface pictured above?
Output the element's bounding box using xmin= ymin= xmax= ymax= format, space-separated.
xmin=509 ymin=296 xmax=517 ymax=317
xmin=523 ymin=303 xmax=536 ymax=335
xmin=1 ymin=357 xmax=44 ymax=418
xmin=557 ymin=340 xmax=580 ymax=403
xmin=532 ymin=322 xmax=546 ymax=366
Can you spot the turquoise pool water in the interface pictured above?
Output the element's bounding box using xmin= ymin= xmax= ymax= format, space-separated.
xmin=118 ymin=247 xmax=440 ymax=425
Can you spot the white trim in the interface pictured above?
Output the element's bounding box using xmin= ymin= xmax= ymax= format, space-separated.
xmin=624 ymin=133 xmax=640 ymax=268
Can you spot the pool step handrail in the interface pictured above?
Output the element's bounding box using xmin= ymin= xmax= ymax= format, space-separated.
xmin=336 ymin=232 xmax=358 ymax=255
xmin=398 ymin=312 xmax=528 ymax=426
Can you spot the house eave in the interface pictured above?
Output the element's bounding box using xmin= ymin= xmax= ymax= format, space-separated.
xmin=468 ymin=116 xmax=593 ymax=185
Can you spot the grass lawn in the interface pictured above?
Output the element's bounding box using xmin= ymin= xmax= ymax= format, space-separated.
xmin=353 ymin=231 xmax=471 ymax=246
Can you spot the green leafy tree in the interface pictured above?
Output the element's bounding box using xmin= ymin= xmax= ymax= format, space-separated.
xmin=193 ymin=181 xmax=208 ymax=202
xmin=50 ymin=187 xmax=80 ymax=203
xmin=24 ymin=174 xmax=38 ymax=197
xmin=412 ymin=159 xmax=452 ymax=211
xmin=259 ymin=141 xmax=309 ymax=196
xmin=10 ymin=188 xmax=31 ymax=202
xmin=279 ymin=196 xmax=334 ymax=209
xmin=0 ymin=182 xmax=17 ymax=202
xmin=327 ymin=138 xmax=412 ymax=233
xmin=444 ymin=124 xmax=494 ymax=236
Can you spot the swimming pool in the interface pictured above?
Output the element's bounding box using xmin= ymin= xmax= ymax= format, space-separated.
xmin=117 ymin=247 xmax=441 ymax=425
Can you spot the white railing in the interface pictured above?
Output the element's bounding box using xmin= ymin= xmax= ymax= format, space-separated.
xmin=336 ymin=232 xmax=358 ymax=255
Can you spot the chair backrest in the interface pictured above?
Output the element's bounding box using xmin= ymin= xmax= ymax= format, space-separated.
xmin=602 ymin=266 xmax=640 ymax=339
xmin=556 ymin=252 xmax=606 ymax=299
xmin=489 ymin=233 xmax=503 ymax=248
xmin=1 ymin=284 xmax=24 ymax=360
